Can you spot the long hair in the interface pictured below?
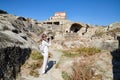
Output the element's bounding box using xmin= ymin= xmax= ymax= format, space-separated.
xmin=41 ymin=34 xmax=47 ymax=40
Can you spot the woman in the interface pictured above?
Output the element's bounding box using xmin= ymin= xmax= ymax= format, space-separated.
xmin=40 ymin=34 xmax=51 ymax=74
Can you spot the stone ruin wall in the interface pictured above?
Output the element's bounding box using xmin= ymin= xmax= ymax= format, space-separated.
xmin=40 ymin=19 xmax=94 ymax=40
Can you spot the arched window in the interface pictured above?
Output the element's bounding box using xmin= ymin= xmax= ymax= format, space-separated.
xmin=70 ymin=23 xmax=83 ymax=33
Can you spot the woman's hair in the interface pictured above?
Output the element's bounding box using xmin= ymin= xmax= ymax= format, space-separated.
xmin=41 ymin=34 xmax=47 ymax=40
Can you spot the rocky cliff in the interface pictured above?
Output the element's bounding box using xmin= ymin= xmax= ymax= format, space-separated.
xmin=0 ymin=10 xmax=44 ymax=80
xmin=0 ymin=27 xmax=31 ymax=80
xmin=0 ymin=9 xmax=120 ymax=80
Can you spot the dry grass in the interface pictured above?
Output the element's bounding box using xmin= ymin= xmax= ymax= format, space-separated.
xmin=22 ymin=50 xmax=53 ymax=77
xmin=30 ymin=50 xmax=52 ymax=60
xmin=61 ymin=47 xmax=102 ymax=80
xmin=62 ymin=47 xmax=101 ymax=57
xmin=30 ymin=50 xmax=43 ymax=60
xmin=92 ymin=28 xmax=120 ymax=38
xmin=77 ymin=47 xmax=101 ymax=57
xmin=29 ymin=69 xmax=39 ymax=77
xmin=94 ymin=31 xmax=105 ymax=37
xmin=48 ymin=52 xmax=53 ymax=58
xmin=107 ymin=28 xmax=120 ymax=37
xmin=29 ymin=62 xmax=43 ymax=70
xmin=21 ymin=50 xmax=43 ymax=77
xmin=55 ymin=60 xmax=61 ymax=68
xmin=70 ymin=59 xmax=94 ymax=80
xmin=62 ymin=57 xmax=102 ymax=80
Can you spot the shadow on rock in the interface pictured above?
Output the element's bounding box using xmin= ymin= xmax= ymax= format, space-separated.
xmin=111 ymin=36 xmax=120 ymax=80
xmin=0 ymin=46 xmax=31 ymax=80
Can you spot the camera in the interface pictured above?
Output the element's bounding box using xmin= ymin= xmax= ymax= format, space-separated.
xmin=47 ymin=37 xmax=50 ymax=41
xmin=51 ymin=36 xmax=54 ymax=40
xmin=47 ymin=36 xmax=54 ymax=41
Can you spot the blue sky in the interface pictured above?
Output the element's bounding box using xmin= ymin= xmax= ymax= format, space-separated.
xmin=0 ymin=0 xmax=120 ymax=25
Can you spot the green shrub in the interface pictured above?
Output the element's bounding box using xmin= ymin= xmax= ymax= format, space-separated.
xmin=62 ymin=51 xmax=79 ymax=58
xmin=30 ymin=62 xmax=43 ymax=70
xmin=62 ymin=71 xmax=71 ymax=80
xmin=30 ymin=50 xmax=43 ymax=60
xmin=77 ymin=47 xmax=101 ymax=57
xmin=62 ymin=47 xmax=101 ymax=57
xmin=94 ymin=31 xmax=105 ymax=37
xmin=29 ymin=69 xmax=39 ymax=77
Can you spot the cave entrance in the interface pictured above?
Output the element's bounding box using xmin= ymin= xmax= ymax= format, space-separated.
xmin=70 ymin=23 xmax=83 ymax=33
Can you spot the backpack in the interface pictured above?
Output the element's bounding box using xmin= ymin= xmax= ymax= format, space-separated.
xmin=39 ymin=44 xmax=45 ymax=53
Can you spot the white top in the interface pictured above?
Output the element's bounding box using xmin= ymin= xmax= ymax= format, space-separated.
xmin=41 ymin=40 xmax=51 ymax=54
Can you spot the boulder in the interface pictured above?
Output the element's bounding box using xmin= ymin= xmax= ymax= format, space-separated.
xmin=0 ymin=31 xmax=31 ymax=80
xmin=90 ymin=39 xmax=118 ymax=51
xmin=0 ymin=13 xmax=40 ymax=80
xmin=0 ymin=10 xmax=8 ymax=14
xmin=108 ymin=22 xmax=120 ymax=30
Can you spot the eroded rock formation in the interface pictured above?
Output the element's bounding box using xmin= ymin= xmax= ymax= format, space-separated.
xmin=0 ymin=11 xmax=43 ymax=79
xmin=0 ymin=10 xmax=120 ymax=80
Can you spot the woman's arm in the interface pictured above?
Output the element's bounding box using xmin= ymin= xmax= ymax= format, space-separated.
xmin=43 ymin=39 xmax=51 ymax=47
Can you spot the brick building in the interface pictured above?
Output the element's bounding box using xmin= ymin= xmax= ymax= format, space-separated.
xmin=50 ymin=12 xmax=66 ymax=20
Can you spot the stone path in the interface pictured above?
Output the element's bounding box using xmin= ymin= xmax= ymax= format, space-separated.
xmin=21 ymin=48 xmax=64 ymax=80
